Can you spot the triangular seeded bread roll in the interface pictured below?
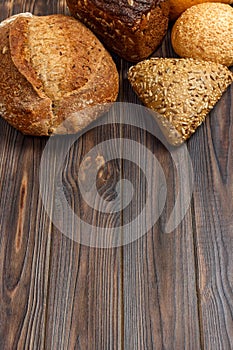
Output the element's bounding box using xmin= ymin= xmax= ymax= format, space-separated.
xmin=128 ymin=58 xmax=233 ymax=145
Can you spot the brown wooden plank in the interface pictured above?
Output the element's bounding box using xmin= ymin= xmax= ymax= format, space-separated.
xmin=0 ymin=120 xmax=53 ymax=349
xmin=189 ymin=83 xmax=233 ymax=349
xmin=1 ymin=0 xmax=69 ymax=18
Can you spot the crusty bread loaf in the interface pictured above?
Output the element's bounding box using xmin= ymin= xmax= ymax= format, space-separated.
xmin=171 ymin=3 xmax=233 ymax=67
xmin=169 ymin=0 xmax=233 ymax=21
xmin=0 ymin=13 xmax=119 ymax=136
xmin=128 ymin=58 xmax=233 ymax=145
xmin=66 ymin=0 xmax=170 ymax=62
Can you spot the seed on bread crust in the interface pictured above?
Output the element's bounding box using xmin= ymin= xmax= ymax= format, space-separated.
xmin=128 ymin=58 xmax=233 ymax=145
xmin=171 ymin=3 xmax=233 ymax=67
xmin=67 ymin=0 xmax=170 ymax=62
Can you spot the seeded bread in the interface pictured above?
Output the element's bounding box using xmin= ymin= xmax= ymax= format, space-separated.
xmin=171 ymin=3 xmax=233 ymax=67
xmin=66 ymin=0 xmax=170 ymax=62
xmin=0 ymin=13 xmax=119 ymax=136
xmin=128 ymin=58 xmax=233 ymax=145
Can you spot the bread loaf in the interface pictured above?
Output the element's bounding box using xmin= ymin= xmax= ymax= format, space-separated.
xmin=171 ymin=3 xmax=233 ymax=67
xmin=66 ymin=0 xmax=170 ymax=62
xmin=128 ymin=58 xmax=233 ymax=145
xmin=0 ymin=13 xmax=119 ymax=136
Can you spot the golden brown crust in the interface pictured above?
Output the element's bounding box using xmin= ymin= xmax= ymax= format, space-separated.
xmin=169 ymin=0 xmax=233 ymax=21
xmin=171 ymin=3 xmax=233 ymax=67
xmin=128 ymin=58 xmax=233 ymax=145
xmin=10 ymin=17 xmax=46 ymax=98
xmin=53 ymin=53 xmax=120 ymax=133
xmin=66 ymin=0 xmax=170 ymax=62
xmin=0 ymin=20 xmax=54 ymax=136
xmin=0 ymin=14 xmax=119 ymax=136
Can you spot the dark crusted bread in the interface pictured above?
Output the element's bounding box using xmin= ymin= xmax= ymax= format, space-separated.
xmin=0 ymin=13 xmax=119 ymax=136
xmin=66 ymin=0 xmax=170 ymax=62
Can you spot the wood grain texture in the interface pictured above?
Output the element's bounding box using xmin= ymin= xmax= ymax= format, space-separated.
xmin=44 ymin=123 xmax=124 ymax=350
xmin=189 ymin=86 xmax=233 ymax=350
xmin=0 ymin=120 xmax=52 ymax=349
xmin=0 ymin=1 xmax=233 ymax=349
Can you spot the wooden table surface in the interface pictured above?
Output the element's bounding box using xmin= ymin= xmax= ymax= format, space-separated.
xmin=0 ymin=1 xmax=233 ymax=349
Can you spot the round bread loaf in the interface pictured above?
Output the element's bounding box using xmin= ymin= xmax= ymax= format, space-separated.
xmin=66 ymin=0 xmax=170 ymax=62
xmin=169 ymin=0 xmax=233 ymax=21
xmin=0 ymin=13 xmax=119 ymax=136
xmin=171 ymin=3 xmax=233 ymax=67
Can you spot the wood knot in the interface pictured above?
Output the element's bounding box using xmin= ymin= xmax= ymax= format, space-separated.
xmin=79 ymin=155 xmax=106 ymax=188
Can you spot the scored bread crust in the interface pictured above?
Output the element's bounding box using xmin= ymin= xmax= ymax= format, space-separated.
xmin=0 ymin=14 xmax=119 ymax=136
xmin=0 ymin=16 xmax=54 ymax=135
xmin=66 ymin=0 xmax=170 ymax=62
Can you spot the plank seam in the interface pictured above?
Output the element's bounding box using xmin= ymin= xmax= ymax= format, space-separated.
xmin=191 ymin=197 xmax=205 ymax=350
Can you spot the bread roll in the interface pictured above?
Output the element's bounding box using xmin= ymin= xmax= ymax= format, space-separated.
xmin=169 ymin=0 xmax=233 ymax=21
xmin=0 ymin=13 xmax=119 ymax=136
xmin=66 ymin=0 xmax=170 ymax=62
xmin=171 ymin=3 xmax=233 ymax=67
xmin=128 ymin=58 xmax=233 ymax=145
